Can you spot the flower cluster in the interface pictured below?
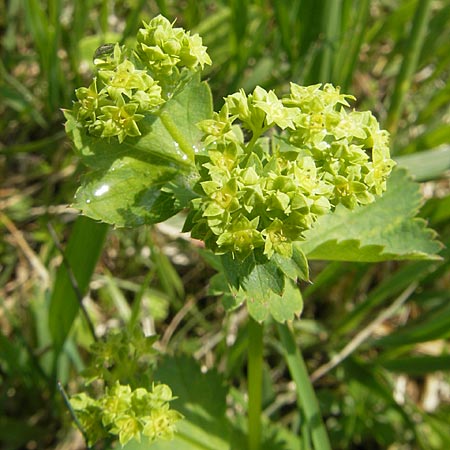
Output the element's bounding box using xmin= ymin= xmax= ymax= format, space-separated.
xmin=81 ymin=327 xmax=158 ymax=386
xmin=70 ymin=328 xmax=183 ymax=446
xmin=186 ymin=84 xmax=395 ymax=259
xmin=136 ymin=15 xmax=211 ymax=78
xmin=71 ymin=382 xmax=182 ymax=446
xmin=71 ymin=15 xmax=211 ymax=142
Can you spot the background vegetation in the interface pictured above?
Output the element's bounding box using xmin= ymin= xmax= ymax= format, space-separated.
xmin=1 ymin=0 xmax=450 ymax=449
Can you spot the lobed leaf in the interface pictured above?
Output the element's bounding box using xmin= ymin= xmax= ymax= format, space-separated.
xmin=151 ymin=355 xmax=230 ymax=450
xmin=299 ymin=168 xmax=442 ymax=262
xmin=221 ymin=251 xmax=304 ymax=323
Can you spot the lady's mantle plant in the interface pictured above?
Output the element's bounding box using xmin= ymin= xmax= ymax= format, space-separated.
xmin=64 ymin=14 xmax=440 ymax=450
xmin=66 ymin=15 xmax=395 ymax=320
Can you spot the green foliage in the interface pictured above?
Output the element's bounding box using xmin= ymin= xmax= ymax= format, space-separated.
xmin=65 ymin=13 xmax=441 ymax=330
xmin=49 ymin=216 xmax=108 ymax=354
xmin=137 ymin=355 xmax=299 ymax=450
xmin=70 ymin=328 xmax=182 ymax=447
xmin=1 ymin=2 xmax=449 ymax=450
xmin=66 ymin=73 xmax=212 ymax=227
xmin=219 ymin=250 xmax=305 ymax=322
xmin=70 ymin=15 xmax=211 ymax=143
xmin=300 ymin=168 xmax=442 ymax=261
xmin=61 ymin=15 xmax=441 ymax=447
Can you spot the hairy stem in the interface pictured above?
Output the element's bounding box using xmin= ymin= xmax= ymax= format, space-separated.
xmin=248 ymin=316 xmax=264 ymax=450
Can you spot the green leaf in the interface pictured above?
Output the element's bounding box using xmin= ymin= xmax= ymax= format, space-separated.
xmin=299 ymin=168 xmax=442 ymax=262
xmin=143 ymin=355 xmax=296 ymax=450
xmin=220 ymin=252 xmax=303 ymax=323
xmin=73 ymin=156 xmax=187 ymax=227
xmin=277 ymin=322 xmax=331 ymax=450
xmin=395 ymin=145 xmax=450 ymax=181
xmin=267 ymin=279 xmax=303 ymax=323
xmin=49 ymin=216 xmax=108 ymax=354
xmin=67 ymin=75 xmax=212 ymax=227
xmin=150 ymin=355 xmax=230 ymax=450
xmin=377 ymin=355 xmax=450 ymax=376
xmin=221 ymin=253 xmax=281 ymax=322
xmin=272 ymin=245 xmax=310 ymax=282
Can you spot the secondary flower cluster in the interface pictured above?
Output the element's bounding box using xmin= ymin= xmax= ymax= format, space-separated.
xmin=71 ymin=383 xmax=182 ymax=446
xmin=71 ymin=15 xmax=211 ymax=142
xmin=70 ymin=328 xmax=182 ymax=446
xmin=81 ymin=327 xmax=158 ymax=386
xmin=187 ymin=84 xmax=395 ymax=259
xmin=136 ymin=15 xmax=211 ymax=77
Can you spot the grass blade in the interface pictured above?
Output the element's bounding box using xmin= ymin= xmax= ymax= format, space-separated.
xmin=386 ymin=0 xmax=433 ymax=137
xmin=395 ymin=145 xmax=450 ymax=181
xmin=378 ymin=355 xmax=450 ymax=376
xmin=48 ymin=216 xmax=108 ymax=355
xmin=277 ymin=322 xmax=332 ymax=450
xmin=333 ymin=0 xmax=370 ymax=89
xmin=247 ymin=317 xmax=263 ymax=450
xmin=318 ymin=0 xmax=341 ymax=83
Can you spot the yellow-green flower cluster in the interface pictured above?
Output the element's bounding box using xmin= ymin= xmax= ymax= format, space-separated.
xmin=71 ymin=15 xmax=211 ymax=142
xmin=136 ymin=15 xmax=211 ymax=77
xmin=82 ymin=327 xmax=158 ymax=386
xmin=70 ymin=328 xmax=182 ymax=446
xmin=187 ymin=84 xmax=395 ymax=259
xmin=72 ymin=43 xmax=164 ymax=143
xmin=71 ymin=383 xmax=182 ymax=446
xmin=284 ymin=83 xmax=394 ymax=205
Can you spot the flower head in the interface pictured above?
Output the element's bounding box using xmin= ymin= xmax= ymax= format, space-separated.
xmin=69 ymin=15 xmax=211 ymax=143
xmin=187 ymin=83 xmax=395 ymax=259
xmin=136 ymin=15 xmax=211 ymax=77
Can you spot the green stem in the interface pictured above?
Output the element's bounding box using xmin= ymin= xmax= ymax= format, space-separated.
xmin=57 ymin=381 xmax=93 ymax=449
xmin=159 ymin=110 xmax=195 ymax=162
xmin=242 ymin=124 xmax=270 ymax=167
xmin=386 ymin=0 xmax=433 ymax=137
xmin=248 ymin=316 xmax=264 ymax=450
xmin=245 ymin=129 xmax=263 ymax=153
xmin=276 ymin=322 xmax=331 ymax=450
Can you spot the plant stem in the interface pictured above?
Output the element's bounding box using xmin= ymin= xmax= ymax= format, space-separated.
xmin=276 ymin=322 xmax=331 ymax=450
xmin=245 ymin=127 xmax=264 ymax=155
xmin=248 ymin=316 xmax=264 ymax=450
xmin=57 ymin=381 xmax=93 ymax=449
